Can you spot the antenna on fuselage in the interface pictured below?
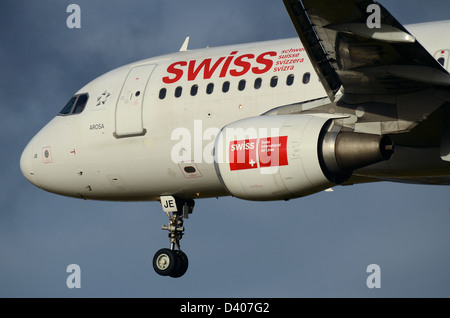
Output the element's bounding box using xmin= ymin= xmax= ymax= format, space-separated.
xmin=179 ymin=36 xmax=190 ymax=52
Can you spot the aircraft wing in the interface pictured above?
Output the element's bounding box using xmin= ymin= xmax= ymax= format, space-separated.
xmin=283 ymin=0 xmax=450 ymax=101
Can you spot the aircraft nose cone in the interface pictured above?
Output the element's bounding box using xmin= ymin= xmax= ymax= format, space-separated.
xmin=20 ymin=142 xmax=38 ymax=186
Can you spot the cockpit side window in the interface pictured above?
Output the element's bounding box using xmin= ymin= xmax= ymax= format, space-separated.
xmin=59 ymin=94 xmax=89 ymax=116
xmin=59 ymin=96 xmax=77 ymax=115
xmin=73 ymin=94 xmax=88 ymax=114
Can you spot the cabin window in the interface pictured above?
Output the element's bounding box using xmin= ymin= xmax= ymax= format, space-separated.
xmin=159 ymin=88 xmax=167 ymax=99
xmin=190 ymin=85 xmax=198 ymax=96
xmin=238 ymin=79 xmax=246 ymax=91
xmin=286 ymin=74 xmax=295 ymax=86
xmin=438 ymin=57 xmax=446 ymax=66
xmin=254 ymin=78 xmax=262 ymax=89
xmin=270 ymin=76 xmax=278 ymax=88
xmin=302 ymin=72 xmax=311 ymax=84
xmin=175 ymin=86 xmax=183 ymax=98
xmin=207 ymin=83 xmax=214 ymax=94
xmin=222 ymin=81 xmax=230 ymax=93
xmin=59 ymin=94 xmax=89 ymax=115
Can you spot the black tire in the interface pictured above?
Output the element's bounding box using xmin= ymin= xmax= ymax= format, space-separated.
xmin=153 ymin=248 xmax=178 ymax=276
xmin=170 ymin=250 xmax=189 ymax=278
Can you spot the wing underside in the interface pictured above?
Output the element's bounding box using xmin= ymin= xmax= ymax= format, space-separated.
xmin=283 ymin=0 xmax=450 ymax=100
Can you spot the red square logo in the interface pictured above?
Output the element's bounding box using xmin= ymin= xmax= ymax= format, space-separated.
xmin=258 ymin=136 xmax=288 ymax=168
xmin=229 ymin=139 xmax=258 ymax=171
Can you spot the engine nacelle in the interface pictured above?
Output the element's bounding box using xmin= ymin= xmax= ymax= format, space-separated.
xmin=213 ymin=114 xmax=393 ymax=201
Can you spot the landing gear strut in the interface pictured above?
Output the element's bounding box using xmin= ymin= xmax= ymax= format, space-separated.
xmin=152 ymin=196 xmax=194 ymax=278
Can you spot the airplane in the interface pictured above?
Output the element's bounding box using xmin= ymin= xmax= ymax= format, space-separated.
xmin=19 ymin=0 xmax=450 ymax=278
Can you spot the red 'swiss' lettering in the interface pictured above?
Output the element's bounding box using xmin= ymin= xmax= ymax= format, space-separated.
xmin=162 ymin=61 xmax=187 ymax=84
xmin=188 ymin=57 xmax=226 ymax=81
xmin=253 ymin=51 xmax=277 ymax=74
xmin=162 ymin=51 xmax=277 ymax=84
xmin=219 ymin=51 xmax=238 ymax=77
xmin=229 ymin=139 xmax=258 ymax=171
xmin=229 ymin=54 xmax=254 ymax=77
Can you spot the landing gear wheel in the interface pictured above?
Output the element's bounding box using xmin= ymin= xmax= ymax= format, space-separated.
xmin=170 ymin=250 xmax=189 ymax=278
xmin=153 ymin=248 xmax=178 ymax=276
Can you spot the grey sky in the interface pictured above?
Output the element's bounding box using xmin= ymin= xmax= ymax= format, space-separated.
xmin=1 ymin=0 xmax=449 ymax=297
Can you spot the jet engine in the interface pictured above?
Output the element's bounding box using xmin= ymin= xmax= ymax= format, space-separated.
xmin=214 ymin=114 xmax=393 ymax=201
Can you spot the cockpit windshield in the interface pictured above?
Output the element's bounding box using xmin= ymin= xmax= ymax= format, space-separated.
xmin=59 ymin=94 xmax=89 ymax=115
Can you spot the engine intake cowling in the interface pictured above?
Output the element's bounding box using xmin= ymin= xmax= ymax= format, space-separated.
xmin=213 ymin=114 xmax=393 ymax=201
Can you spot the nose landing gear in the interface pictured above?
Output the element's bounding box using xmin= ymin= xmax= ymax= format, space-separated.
xmin=152 ymin=196 xmax=194 ymax=278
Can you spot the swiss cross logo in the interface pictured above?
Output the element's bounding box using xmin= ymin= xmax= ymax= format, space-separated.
xmin=229 ymin=136 xmax=288 ymax=171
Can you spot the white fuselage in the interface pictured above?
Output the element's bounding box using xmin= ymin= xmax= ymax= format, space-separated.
xmin=20 ymin=21 xmax=450 ymax=202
